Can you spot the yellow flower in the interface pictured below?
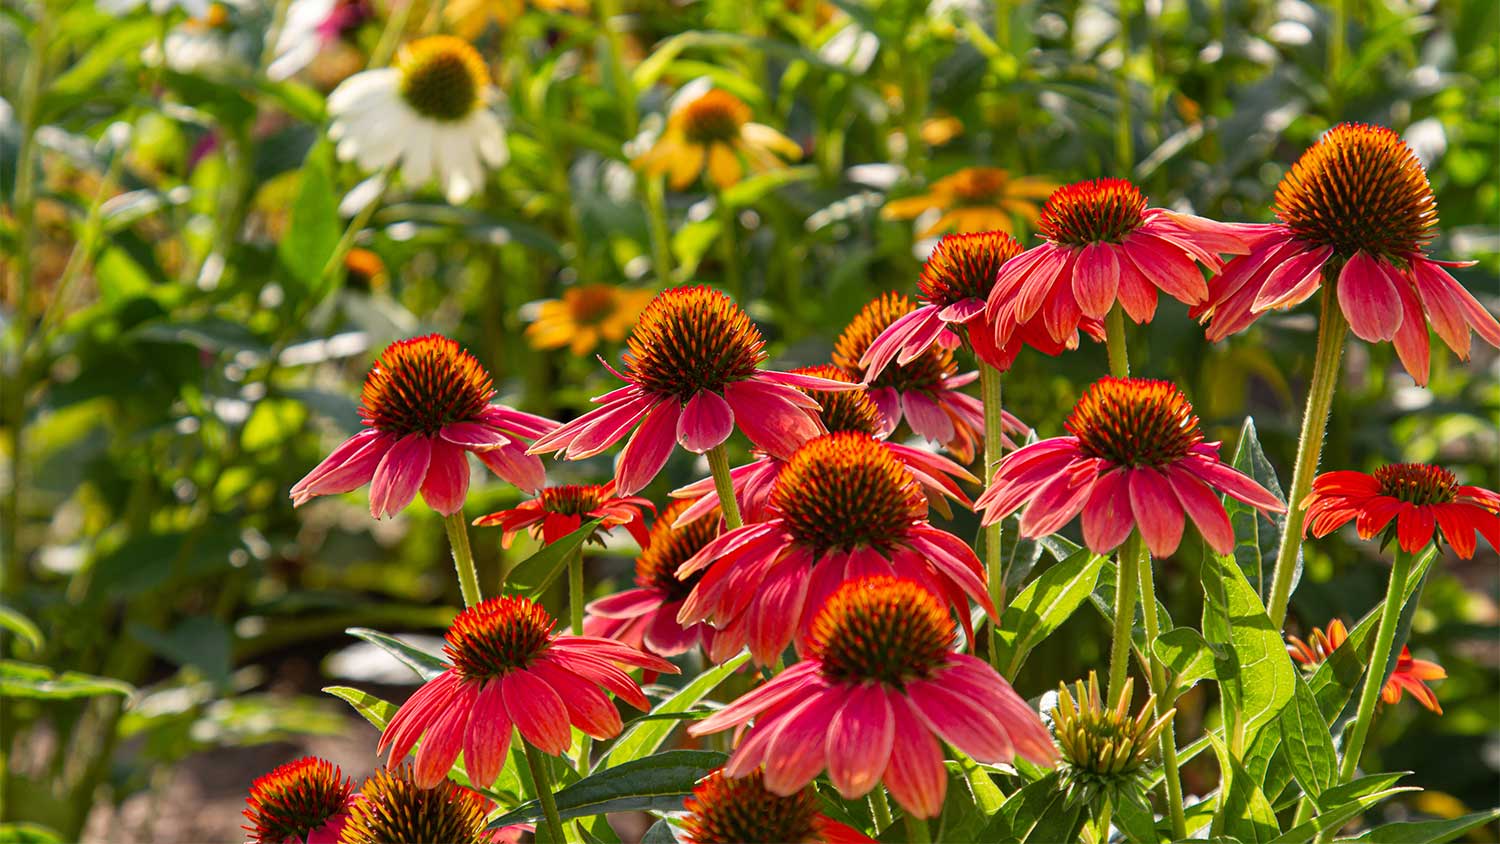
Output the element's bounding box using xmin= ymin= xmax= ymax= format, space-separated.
xmin=525 ymin=284 xmax=655 ymax=356
xmin=633 ymin=88 xmax=801 ymax=190
xmin=444 ymin=0 xmax=587 ymax=40
xmin=882 ymin=166 xmax=1057 ymax=237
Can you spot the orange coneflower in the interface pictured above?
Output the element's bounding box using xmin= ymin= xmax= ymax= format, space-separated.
xmin=1194 ymin=123 xmax=1500 ymax=385
xmin=690 ymin=576 xmax=1055 ymax=819
xmin=680 ymin=768 xmax=874 ymax=844
xmin=524 ymin=284 xmax=654 ymax=357
xmin=241 ymin=757 xmax=357 ymax=844
xmin=633 ymin=88 xmax=801 ymax=190
xmin=1287 ymin=619 xmax=1447 ymax=713
xmin=1302 ymin=464 xmax=1499 ymax=558
xmin=882 ymin=167 xmax=1056 ymax=237
xmin=976 ymin=378 xmax=1285 ymax=557
xmin=473 ymin=481 xmax=653 ymax=548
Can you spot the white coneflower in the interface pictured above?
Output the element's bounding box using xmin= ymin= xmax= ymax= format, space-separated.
xmin=326 ymin=36 xmax=507 ymax=205
xmin=266 ymin=0 xmax=369 ymax=81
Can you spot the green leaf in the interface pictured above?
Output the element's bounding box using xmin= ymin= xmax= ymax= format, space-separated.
xmin=489 ymin=750 xmax=725 ymax=827
xmin=604 ymin=652 xmax=750 ymax=767
xmin=1153 ymin=626 xmax=1219 ymax=701
xmin=0 ymin=660 xmax=133 ymax=699
xmin=1209 ymin=734 xmax=1281 ymax=843
xmin=1334 ymin=808 xmax=1500 ymax=843
xmin=641 ymin=820 xmax=678 ymax=844
xmin=127 ymin=616 xmax=232 ymax=685
xmin=345 ymin=627 xmax=449 ymax=681
xmin=503 ymin=519 xmax=604 ymax=600
xmin=278 ymin=141 xmax=341 ymax=303
xmin=1200 ymin=551 xmax=1296 ymax=751
xmin=1266 ymin=773 xmax=1416 ymax=844
xmin=323 ymin=685 xmax=398 ymax=730
xmin=632 ymin=31 xmax=849 ymax=90
xmin=994 ymin=548 xmax=1104 ymax=676
xmin=1276 ymin=671 xmax=1338 ymax=806
xmin=982 ymin=772 xmax=1086 ymax=843
xmin=0 ymin=605 xmax=43 ymax=652
xmin=0 ymin=822 xmax=66 ymax=843
xmin=1112 ymin=789 xmax=1162 ymax=844
xmin=936 ymin=754 xmax=1005 ymax=843
xmin=254 ymin=78 xmax=326 ymax=123
xmin=720 ymin=166 xmax=818 ymax=208
xmin=1224 ymin=417 xmax=1290 ymax=599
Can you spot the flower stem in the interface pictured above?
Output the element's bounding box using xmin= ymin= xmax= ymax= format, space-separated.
xmin=903 ymin=812 xmax=931 ymax=844
xmin=870 ymin=787 xmax=893 ymax=833
xmin=1265 ymin=292 xmax=1348 ymax=630
xmin=1104 ymin=303 xmax=1130 ymax=378
xmin=1106 ymin=531 xmax=1143 ymax=702
xmin=706 ymin=444 xmax=744 ymax=529
xmin=1334 ymin=549 xmax=1416 ymax=781
xmin=567 ymin=545 xmax=585 ymax=634
xmin=643 ymin=175 xmax=675 ymax=283
xmin=444 ymin=513 xmax=482 ymax=608
xmin=979 ymin=362 xmax=1008 ymax=666
xmin=1096 ymin=797 xmax=1113 ymax=844
xmin=522 ymin=740 xmax=568 ymax=844
xmin=318 ymin=169 xmax=390 ymax=287
xmin=718 ymin=199 xmax=743 ymax=302
xmin=1136 ymin=552 xmax=1188 ymax=840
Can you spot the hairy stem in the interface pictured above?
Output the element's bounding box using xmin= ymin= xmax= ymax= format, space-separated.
xmin=980 ymin=362 xmax=1008 ymax=665
xmin=706 ymin=444 xmax=744 ymax=529
xmin=1137 ymin=555 xmax=1188 ymax=840
xmin=1106 ymin=532 xmax=1143 ymax=701
xmin=444 ymin=513 xmax=482 ymax=608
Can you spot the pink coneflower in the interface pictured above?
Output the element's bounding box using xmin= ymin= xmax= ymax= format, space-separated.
xmin=834 ymin=292 xmax=1026 ymax=464
xmin=378 ymin=594 xmax=676 ymax=788
xmin=670 ymin=365 xmax=978 ymax=526
xmin=861 ymin=231 xmax=1103 ymax=379
xmin=1193 ymin=123 xmax=1500 ymax=386
xmin=340 ymin=765 xmax=491 ymax=844
xmin=976 ymin=377 xmax=1285 ymax=557
xmin=675 ymin=432 xmax=993 ymax=665
xmin=472 ymin=481 xmax=652 ymax=549
xmin=690 ymin=576 xmax=1055 ymax=818
xmin=1287 ymin=619 xmax=1446 ymax=714
xmin=290 ymin=334 xmax=558 ymax=519
xmin=527 ymin=285 xmax=858 ymax=495
xmin=1302 ymin=464 xmax=1500 ymax=558
xmin=584 ymin=499 xmax=725 ymax=660
xmin=679 ymin=768 xmax=874 ymax=843
xmin=985 ymin=178 xmax=1259 ymax=347
xmin=241 ymin=757 xmax=357 ymax=844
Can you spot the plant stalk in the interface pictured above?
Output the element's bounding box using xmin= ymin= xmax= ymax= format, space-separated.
xmin=1105 ymin=303 xmax=1130 ymax=378
xmin=980 ymin=362 xmax=1008 ymax=665
xmin=1136 ymin=553 xmax=1188 ymax=840
xmin=1106 ymin=531 xmax=1143 ymax=702
xmin=522 ymin=740 xmax=568 ymax=844
xmin=1334 ymin=549 xmax=1416 ymax=783
xmin=444 ymin=513 xmax=483 ymax=608
xmin=706 ymin=444 xmax=744 ymax=529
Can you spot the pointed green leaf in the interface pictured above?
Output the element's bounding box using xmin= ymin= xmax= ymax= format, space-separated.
xmin=278 ymin=140 xmax=341 ymax=302
xmin=0 ymin=660 xmax=133 ymax=699
xmin=1277 ymin=671 xmax=1338 ymax=805
xmin=1266 ymin=773 xmax=1416 ymax=844
xmin=503 ymin=519 xmax=605 ymax=600
xmin=1200 ymin=552 xmax=1296 ymax=751
xmin=0 ymin=605 xmax=43 ymax=651
xmin=1153 ymin=626 xmax=1219 ymax=701
xmin=982 ymin=772 xmax=1086 ymax=843
xmin=1225 ymin=418 xmax=1291 ymax=599
xmin=345 ymin=627 xmax=448 ymax=681
xmin=994 ymin=548 xmax=1104 ymax=675
xmin=489 ymin=750 xmax=725 ymax=827
xmin=1334 ymin=808 xmax=1500 ymax=843
xmin=604 ymin=652 xmax=750 ymax=767
xmin=1209 ymin=734 xmax=1281 ymax=843
xmin=323 ymin=685 xmax=398 ymax=730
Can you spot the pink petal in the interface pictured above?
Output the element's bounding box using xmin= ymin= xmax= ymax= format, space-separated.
xmin=381 ymin=672 xmax=460 ymax=763
xmin=1390 ymin=275 xmax=1432 ymax=386
xmin=1081 ymin=468 xmax=1134 ymax=554
xmin=420 ymin=439 xmax=471 ymax=516
xmin=440 ymin=422 xmax=511 ymax=451
xmin=290 ymin=429 xmax=390 ymax=505
xmin=614 ymin=399 xmax=681 ymax=495
xmin=1072 ymin=242 xmax=1120 ymax=319
xmin=477 ymin=442 xmax=547 ymax=494
xmin=677 ymin=390 xmax=735 ymax=454
xmin=1115 ymin=253 xmax=1159 ymax=323
xmin=902 ymin=391 xmax=956 ymax=444
xmin=689 ymin=662 xmax=822 ymax=735
xmin=1410 ymin=260 xmax=1472 ymax=356
xmin=1124 ymin=233 xmax=1208 ymax=305
xmin=1014 ymin=245 xmax=1071 ymax=324
xmin=882 ymin=694 xmax=948 ymax=819
xmin=724 ymin=379 xmax=821 ymax=459
xmin=528 ymin=659 xmax=623 ymax=740
xmin=1338 ymin=252 xmax=1403 ymax=342
xmin=369 ymin=433 xmax=433 ymax=519
xmin=1164 ymin=465 xmax=1234 ymax=555
xmin=826 ymin=683 xmax=895 ymax=799
xmin=1128 ymin=467 xmax=1186 ymax=557
xmin=749 ymin=559 xmax=810 ymax=666
xmin=860 ymin=307 xmax=935 ymax=380
xmin=585 ymin=587 xmax=663 ymax=619
xmin=462 ymin=679 xmax=511 ymax=788
xmin=762 ymin=688 xmax=848 ymax=795
xmin=501 ymin=669 xmax=572 ymax=755
xmin=906 ymin=679 xmax=1015 ymax=763
xmin=1250 ymin=245 xmax=1332 ymax=312
xmin=1186 ymin=455 xmax=1286 ymax=513
xmin=755 ymin=370 xmax=864 ymax=392
xmin=481 ymin=404 xmax=560 ymax=438
xmin=866 ymin=387 xmax=901 ymax=437
xmin=412 ymin=680 xmax=476 ymax=787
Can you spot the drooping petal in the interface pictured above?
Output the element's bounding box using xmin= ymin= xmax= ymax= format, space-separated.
xmin=1080 ymin=468 xmax=1134 ymax=554
xmin=1128 ymin=467 xmax=1186 ymax=557
xmin=440 ymin=422 xmax=512 ymax=451
xmin=1164 ymin=465 xmax=1234 ymax=555
xmin=1337 ymin=252 xmax=1403 ymax=342
xmin=882 ymin=694 xmax=948 ymax=819
xmin=1072 ymin=242 xmax=1120 ymax=319
xmin=476 ymin=441 xmax=547 ymax=494
xmin=762 ymin=687 xmax=849 ymax=795
xmin=369 ymin=433 xmax=433 ymax=519
xmin=412 ymin=680 xmax=477 ymax=787
xmin=291 ymin=429 xmax=389 ymax=504
xmin=615 ymin=398 xmax=681 ymax=495
xmin=462 ymin=679 xmax=511 ymax=788
xmin=725 ymin=379 xmax=822 ymax=459
xmin=677 ymin=390 xmax=735 ymax=454
xmin=826 ymin=683 xmax=895 ymax=799
xmin=501 ymin=669 xmax=572 ymax=755
xmin=528 ymin=659 xmax=624 ymax=740
xmin=420 ymin=438 xmax=471 ymax=516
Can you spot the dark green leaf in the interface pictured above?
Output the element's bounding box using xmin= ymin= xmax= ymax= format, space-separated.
xmin=1153 ymin=626 xmax=1219 ymax=700
xmin=503 ymin=519 xmax=604 ymax=600
xmin=1266 ymin=773 xmax=1416 ymax=844
xmin=489 ymin=750 xmax=725 ymax=827
xmin=1224 ymin=417 xmax=1291 ymax=599
xmin=982 ymin=772 xmax=1086 ymax=843
xmin=127 ymin=616 xmax=232 ymax=684
xmin=641 ymin=820 xmax=679 ymax=844
xmin=345 ymin=627 xmax=449 ymax=681
xmin=994 ymin=548 xmax=1104 ymax=675
xmin=1277 ymin=671 xmax=1338 ymax=805
xmin=1334 ymin=808 xmax=1500 ymax=843
xmin=605 ymin=652 xmax=749 ymax=767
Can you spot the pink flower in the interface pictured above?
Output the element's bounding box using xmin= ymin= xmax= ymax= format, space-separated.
xmin=290 ymin=334 xmax=558 ymax=519
xmin=241 ymin=757 xmax=357 ymax=844
xmin=379 ymin=595 xmax=677 ymax=788
xmin=985 ymin=178 xmax=1260 ymax=347
xmin=527 ymin=286 xmax=858 ymax=494
xmin=675 ymin=433 xmax=994 ymax=665
xmin=1192 ymin=123 xmax=1499 ymax=386
xmin=976 ymin=377 xmax=1285 ymax=557
xmin=472 ymin=481 xmax=652 ymax=549
xmin=690 ymin=576 xmax=1055 ymax=818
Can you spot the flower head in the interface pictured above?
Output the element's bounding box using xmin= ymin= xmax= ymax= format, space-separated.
xmin=985 ymin=178 xmax=1258 ymax=348
xmin=290 ymin=335 xmax=558 ymax=518
xmin=881 ymin=167 xmax=1056 ymax=237
xmin=528 ymin=286 xmax=857 ymax=495
xmin=675 ymin=433 xmax=993 ymax=665
xmin=1302 ymin=464 xmax=1500 ymax=557
xmin=584 ymin=499 xmax=725 ymax=659
xmin=1051 ymin=673 xmax=1172 ymax=810
xmin=473 ymin=482 xmax=653 ymax=549
xmin=680 ymin=768 xmax=873 ymax=844
xmin=635 ymin=88 xmax=801 ymax=190
xmin=241 ymin=757 xmax=356 ymax=844
xmin=328 ymin=36 xmax=507 ymax=204
xmin=340 ymin=765 xmax=490 ymax=844
xmin=379 ymin=594 xmax=677 ymax=787
xmin=690 ymin=576 xmax=1055 ymax=818
xmin=1287 ymin=619 xmax=1446 ymax=713
xmin=1194 ymin=123 xmax=1500 ymax=385
xmin=524 ymin=284 xmax=654 ymax=356
xmin=977 ymin=377 xmax=1286 ymax=557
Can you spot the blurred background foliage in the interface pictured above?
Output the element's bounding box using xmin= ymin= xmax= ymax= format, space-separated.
xmin=1 ymin=0 xmax=1496 ymax=839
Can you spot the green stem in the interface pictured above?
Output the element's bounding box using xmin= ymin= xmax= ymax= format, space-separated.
xmin=1096 ymin=796 xmax=1113 ymax=844
xmin=444 ymin=513 xmax=482 ymax=608
xmin=706 ymin=444 xmax=744 ymax=529
xmin=1136 ymin=553 xmax=1188 ymax=840
xmin=870 ymin=787 xmax=893 ymax=833
xmin=567 ymin=546 xmax=585 ymax=634
xmin=1335 ymin=549 xmax=1416 ymax=782
xmin=1114 ymin=2 xmax=1134 ymax=173
xmin=1104 ymin=303 xmax=1130 ymax=378
xmin=980 ymin=363 xmax=1007 ymax=666
xmin=594 ymin=0 xmax=638 ymax=137
xmin=643 ymin=175 xmax=675 ymax=284
xmin=1327 ymin=0 xmax=1346 ymax=119
xmin=369 ymin=0 xmax=416 ymax=68
xmin=318 ymin=169 xmax=390 ymax=285
xmin=903 ymin=812 xmax=931 ymax=844
xmin=1106 ymin=532 xmax=1143 ymax=702
xmin=718 ymin=199 xmax=743 ymax=301
xmin=522 ymin=741 xmax=568 ymax=844
xmin=1265 ymin=292 xmax=1349 ymax=630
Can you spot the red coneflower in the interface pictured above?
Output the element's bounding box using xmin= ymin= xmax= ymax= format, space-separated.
xmin=690 ymin=577 xmax=1055 ymax=818
xmin=339 ymin=765 xmax=491 ymax=844
xmin=1287 ymin=619 xmax=1446 ymax=713
xmin=835 ymin=293 xmax=1026 ymax=464
xmin=241 ymin=757 xmax=357 ymax=844
xmin=985 ymin=178 xmax=1259 ymax=347
xmin=472 ymin=481 xmax=653 ymax=549
xmin=669 ymin=366 xmax=978 ymax=526
xmin=1194 ymin=123 xmax=1500 ymax=385
xmin=290 ymin=334 xmax=558 ymax=519
xmin=675 ymin=433 xmax=993 ymax=665
xmin=527 ymin=286 xmax=858 ymax=495
xmin=378 ymin=595 xmax=676 ymax=788
xmin=861 ymin=231 xmax=1104 ymax=379
xmin=679 ymin=768 xmax=874 ymax=844
xmin=976 ymin=377 xmax=1285 ymax=557
xmin=1302 ymin=464 xmax=1500 ymax=557
xmin=584 ymin=499 xmax=724 ymax=660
